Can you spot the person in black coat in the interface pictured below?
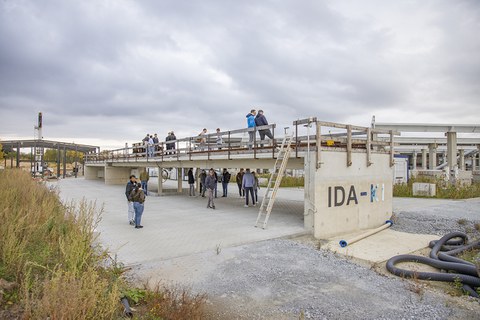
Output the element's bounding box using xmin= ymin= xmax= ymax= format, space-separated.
xmin=188 ymin=168 xmax=195 ymax=196
xmin=255 ymin=110 xmax=274 ymax=147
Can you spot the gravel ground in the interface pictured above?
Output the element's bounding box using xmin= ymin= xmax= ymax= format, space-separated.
xmin=197 ymin=239 xmax=479 ymax=320
xmin=391 ymin=198 xmax=480 ymax=238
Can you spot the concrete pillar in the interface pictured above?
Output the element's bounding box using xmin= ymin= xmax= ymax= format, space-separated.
xmin=446 ymin=131 xmax=457 ymax=182
xmin=459 ymin=149 xmax=465 ymax=170
xmin=411 ymin=152 xmax=417 ymax=170
xmin=428 ymin=144 xmax=437 ymax=169
xmin=157 ymin=167 xmax=163 ymax=195
xmin=105 ymin=165 xmax=131 ymax=185
xmin=177 ymin=168 xmax=183 ymax=193
xmin=421 ymin=149 xmax=427 ymax=170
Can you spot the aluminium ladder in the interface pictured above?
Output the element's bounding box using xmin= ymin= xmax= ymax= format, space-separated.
xmin=255 ymin=133 xmax=293 ymax=229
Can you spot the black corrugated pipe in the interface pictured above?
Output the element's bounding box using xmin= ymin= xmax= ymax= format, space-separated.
xmin=121 ymin=297 xmax=133 ymax=318
xmin=386 ymin=232 xmax=480 ymax=298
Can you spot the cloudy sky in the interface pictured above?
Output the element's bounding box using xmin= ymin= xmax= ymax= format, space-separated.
xmin=1 ymin=0 xmax=479 ymax=149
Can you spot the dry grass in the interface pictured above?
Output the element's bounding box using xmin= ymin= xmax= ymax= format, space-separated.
xmin=0 ymin=169 xmax=207 ymax=319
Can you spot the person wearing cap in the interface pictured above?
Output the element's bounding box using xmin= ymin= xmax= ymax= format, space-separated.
xmin=255 ymin=109 xmax=274 ymax=147
xmin=125 ymin=175 xmax=137 ymax=225
xmin=246 ymin=109 xmax=256 ymax=150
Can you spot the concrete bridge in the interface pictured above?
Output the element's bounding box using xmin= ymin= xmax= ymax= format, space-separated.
xmin=85 ymin=118 xmax=396 ymax=239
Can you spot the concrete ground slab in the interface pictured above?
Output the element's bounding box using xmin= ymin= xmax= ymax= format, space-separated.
xmin=324 ymin=228 xmax=439 ymax=264
xmin=52 ymin=178 xmax=305 ymax=266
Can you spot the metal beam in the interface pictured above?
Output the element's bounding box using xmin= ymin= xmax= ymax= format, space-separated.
xmin=375 ymin=123 xmax=480 ymax=133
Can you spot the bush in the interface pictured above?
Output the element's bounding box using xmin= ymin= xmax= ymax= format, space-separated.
xmin=393 ymin=177 xmax=480 ymax=199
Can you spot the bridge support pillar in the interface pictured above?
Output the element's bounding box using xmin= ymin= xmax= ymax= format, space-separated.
xmin=177 ymin=168 xmax=183 ymax=193
xmin=459 ymin=149 xmax=465 ymax=170
xmin=105 ymin=165 xmax=131 ymax=185
xmin=428 ymin=143 xmax=437 ymax=169
xmin=446 ymin=131 xmax=458 ymax=183
xmin=309 ymin=151 xmax=393 ymax=239
xmin=421 ymin=149 xmax=427 ymax=170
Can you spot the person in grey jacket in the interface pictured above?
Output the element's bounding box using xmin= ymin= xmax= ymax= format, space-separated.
xmin=205 ymin=169 xmax=217 ymax=209
xmin=199 ymin=169 xmax=207 ymax=197
xmin=242 ymin=168 xmax=255 ymax=207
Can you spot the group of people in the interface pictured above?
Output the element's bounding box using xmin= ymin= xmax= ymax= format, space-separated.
xmin=140 ymin=131 xmax=177 ymax=157
xmin=187 ymin=167 xmax=259 ymax=209
xmin=246 ymin=109 xmax=274 ymax=149
xmin=125 ymin=174 xmax=146 ymax=229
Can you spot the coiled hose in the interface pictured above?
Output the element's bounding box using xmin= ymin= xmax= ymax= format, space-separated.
xmin=386 ymin=231 xmax=480 ymax=298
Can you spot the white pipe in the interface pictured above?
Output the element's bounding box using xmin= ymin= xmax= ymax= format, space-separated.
xmin=339 ymin=220 xmax=393 ymax=248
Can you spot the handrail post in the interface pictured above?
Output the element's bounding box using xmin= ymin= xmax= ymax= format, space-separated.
xmin=253 ymin=127 xmax=257 ymax=159
xmin=316 ymin=121 xmax=322 ymax=169
xmin=228 ymin=131 xmax=231 ymax=160
xmin=176 ymin=140 xmax=179 ymax=161
xmin=295 ymin=121 xmax=299 ymax=158
xmin=272 ymin=125 xmax=275 ymax=159
xmin=189 ymin=138 xmax=192 ymax=161
xmin=161 ymin=142 xmax=164 ymax=162
xmin=366 ymin=128 xmax=372 ymax=167
xmin=346 ymin=125 xmax=352 ymax=167
xmin=390 ymin=130 xmax=394 ymax=167
xmin=208 ymin=134 xmax=211 ymax=160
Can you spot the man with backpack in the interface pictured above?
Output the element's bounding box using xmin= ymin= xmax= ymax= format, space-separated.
xmin=221 ymin=168 xmax=231 ymax=197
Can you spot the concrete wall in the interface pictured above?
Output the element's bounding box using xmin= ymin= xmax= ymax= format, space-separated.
xmin=311 ymin=151 xmax=393 ymax=239
xmin=84 ymin=165 xmax=105 ymax=180
xmin=105 ymin=165 xmax=133 ymax=185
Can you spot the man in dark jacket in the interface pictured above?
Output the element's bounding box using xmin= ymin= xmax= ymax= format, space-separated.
xmin=129 ymin=182 xmax=146 ymax=228
xmin=221 ymin=168 xmax=231 ymax=197
xmin=236 ymin=168 xmax=245 ymax=198
xmin=255 ymin=109 xmax=274 ymax=147
xmin=125 ymin=175 xmax=136 ymax=225
xmin=199 ymin=169 xmax=207 ymax=197
xmin=188 ymin=168 xmax=195 ymax=196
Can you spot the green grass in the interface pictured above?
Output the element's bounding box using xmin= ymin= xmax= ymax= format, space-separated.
xmin=0 ymin=169 xmax=206 ymax=319
xmin=393 ymin=177 xmax=480 ymax=199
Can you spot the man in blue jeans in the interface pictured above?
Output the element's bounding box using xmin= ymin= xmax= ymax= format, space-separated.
xmin=242 ymin=168 xmax=256 ymax=207
xmin=129 ymin=182 xmax=146 ymax=228
xmin=221 ymin=168 xmax=231 ymax=197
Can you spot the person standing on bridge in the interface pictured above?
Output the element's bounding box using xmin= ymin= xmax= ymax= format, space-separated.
xmin=198 ymin=128 xmax=207 ymax=151
xmin=246 ymin=109 xmax=256 ymax=150
xmin=140 ymin=169 xmax=149 ymax=196
xmin=125 ymin=175 xmax=136 ymax=225
xmin=130 ymin=182 xmax=146 ymax=228
xmin=188 ymin=168 xmax=195 ymax=196
xmin=205 ymin=169 xmax=216 ymax=209
xmin=153 ymin=133 xmax=159 ymax=154
xmin=255 ymin=110 xmax=274 ymax=147
xmin=169 ymin=131 xmax=177 ymax=154
xmin=242 ymin=168 xmax=255 ymax=207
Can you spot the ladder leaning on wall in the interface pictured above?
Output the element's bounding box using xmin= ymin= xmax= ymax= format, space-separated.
xmin=255 ymin=133 xmax=293 ymax=229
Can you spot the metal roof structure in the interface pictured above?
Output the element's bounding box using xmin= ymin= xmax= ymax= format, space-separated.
xmin=1 ymin=139 xmax=99 ymax=153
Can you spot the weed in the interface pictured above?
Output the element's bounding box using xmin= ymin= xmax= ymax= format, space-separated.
xmin=408 ymin=270 xmax=424 ymax=297
xmin=124 ymin=287 xmax=147 ymax=305
xmin=315 ymin=241 xmax=322 ymax=250
xmin=457 ymin=219 xmax=467 ymax=226
xmin=215 ymin=244 xmax=222 ymax=255
xmin=299 ymin=309 xmax=305 ymax=320
xmin=393 ymin=177 xmax=480 ymax=199
xmin=474 ymin=223 xmax=480 ymax=232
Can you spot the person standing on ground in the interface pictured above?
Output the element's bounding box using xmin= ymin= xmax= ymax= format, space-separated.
xmin=242 ymin=168 xmax=255 ymax=207
xmin=125 ymin=175 xmax=136 ymax=225
xmin=140 ymin=169 xmax=149 ymax=196
xmin=188 ymin=168 xmax=195 ymax=196
xmin=255 ymin=110 xmax=274 ymax=147
xmin=216 ymin=128 xmax=223 ymax=150
xmin=200 ymin=169 xmax=207 ymax=197
xmin=205 ymin=169 xmax=216 ymax=209
xmin=253 ymin=171 xmax=260 ymax=203
xmin=213 ymin=170 xmax=218 ymax=198
xmin=246 ymin=109 xmax=256 ymax=149
xmin=129 ymin=182 xmax=146 ymax=228
xmin=222 ymin=168 xmax=231 ymax=197
xmin=236 ymin=168 xmax=245 ymax=198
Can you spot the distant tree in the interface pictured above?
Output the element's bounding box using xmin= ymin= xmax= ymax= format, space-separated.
xmin=0 ymin=143 xmax=4 ymax=160
xmin=43 ymin=149 xmax=58 ymax=163
xmin=66 ymin=150 xmax=85 ymax=164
